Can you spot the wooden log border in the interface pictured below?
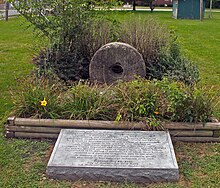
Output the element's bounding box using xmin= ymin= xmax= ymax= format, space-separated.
xmin=5 ymin=117 xmax=220 ymax=142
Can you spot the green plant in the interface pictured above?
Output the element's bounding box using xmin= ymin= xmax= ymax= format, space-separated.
xmin=152 ymin=40 xmax=200 ymax=85
xmin=61 ymin=81 xmax=117 ymax=120
xmin=113 ymin=79 xmax=160 ymax=122
xmin=120 ymin=15 xmax=170 ymax=66
xmin=10 ymin=0 xmax=122 ymax=82
xmin=10 ymin=73 xmax=64 ymax=119
xmin=11 ymin=74 xmax=219 ymax=124
xmin=119 ymin=16 xmax=200 ymax=85
xmin=157 ymin=78 xmax=219 ymax=123
xmin=11 ymin=1 xmax=200 ymax=86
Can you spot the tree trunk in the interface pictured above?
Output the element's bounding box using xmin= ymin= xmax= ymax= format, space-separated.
xmin=200 ymin=0 xmax=203 ymax=21
xmin=209 ymin=0 xmax=213 ymax=18
xmin=5 ymin=1 xmax=10 ymax=21
xmin=132 ymin=0 xmax=136 ymax=11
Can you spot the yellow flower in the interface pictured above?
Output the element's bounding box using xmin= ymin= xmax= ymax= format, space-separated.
xmin=154 ymin=111 xmax=159 ymax=115
xmin=40 ymin=98 xmax=47 ymax=107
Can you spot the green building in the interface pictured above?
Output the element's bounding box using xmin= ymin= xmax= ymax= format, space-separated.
xmin=173 ymin=0 xmax=206 ymax=19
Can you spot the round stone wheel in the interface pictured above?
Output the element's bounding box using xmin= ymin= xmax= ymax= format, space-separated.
xmin=89 ymin=42 xmax=146 ymax=84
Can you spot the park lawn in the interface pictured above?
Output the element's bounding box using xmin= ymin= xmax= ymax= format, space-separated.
xmin=0 ymin=12 xmax=220 ymax=188
xmin=0 ymin=18 xmax=47 ymax=119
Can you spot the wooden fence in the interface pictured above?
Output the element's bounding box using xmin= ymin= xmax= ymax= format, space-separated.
xmin=5 ymin=117 xmax=220 ymax=142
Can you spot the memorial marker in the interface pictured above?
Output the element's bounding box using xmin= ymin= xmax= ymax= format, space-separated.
xmin=47 ymin=129 xmax=179 ymax=183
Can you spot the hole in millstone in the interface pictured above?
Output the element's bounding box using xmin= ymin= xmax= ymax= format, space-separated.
xmin=111 ymin=63 xmax=123 ymax=75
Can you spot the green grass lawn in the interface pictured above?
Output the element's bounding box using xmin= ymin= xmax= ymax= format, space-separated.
xmin=0 ymin=18 xmax=46 ymax=119
xmin=0 ymin=12 xmax=220 ymax=188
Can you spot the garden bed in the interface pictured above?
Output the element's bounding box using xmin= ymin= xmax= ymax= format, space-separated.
xmin=5 ymin=117 xmax=220 ymax=142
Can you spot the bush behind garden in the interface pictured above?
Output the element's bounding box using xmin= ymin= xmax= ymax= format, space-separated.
xmin=11 ymin=0 xmax=200 ymax=85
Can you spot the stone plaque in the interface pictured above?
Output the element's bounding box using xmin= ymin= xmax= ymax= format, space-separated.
xmin=47 ymin=130 xmax=179 ymax=183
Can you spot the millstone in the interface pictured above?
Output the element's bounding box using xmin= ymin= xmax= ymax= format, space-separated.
xmin=89 ymin=42 xmax=146 ymax=84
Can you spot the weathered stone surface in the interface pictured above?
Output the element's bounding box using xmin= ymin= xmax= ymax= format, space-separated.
xmin=47 ymin=130 xmax=179 ymax=183
xmin=89 ymin=42 xmax=146 ymax=84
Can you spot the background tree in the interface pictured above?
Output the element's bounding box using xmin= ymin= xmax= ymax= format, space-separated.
xmin=132 ymin=0 xmax=136 ymax=10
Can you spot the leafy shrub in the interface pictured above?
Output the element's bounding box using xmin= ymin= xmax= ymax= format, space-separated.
xmin=34 ymin=50 xmax=90 ymax=82
xmin=11 ymin=76 xmax=219 ymax=124
xmin=11 ymin=73 xmax=64 ymax=119
xmin=148 ymin=41 xmax=200 ymax=85
xmin=119 ymin=16 xmax=200 ymax=85
xmin=111 ymin=78 xmax=216 ymax=123
xmin=156 ymin=78 xmax=219 ymax=122
xmin=11 ymin=0 xmax=122 ymax=82
xmin=61 ymin=81 xmax=117 ymax=120
xmin=12 ymin=0 xmax=200 ymax=85
xmin=34 ymin=16 xmax=120 ymax=82
xmin=112 ymin=80 xmax=161 ymax=122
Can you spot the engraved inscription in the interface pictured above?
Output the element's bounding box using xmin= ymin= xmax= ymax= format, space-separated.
xmin=47 ymin=130 xmax=179 ymax=182
xmin=51 ymin=130 xmax=174 ymax=168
